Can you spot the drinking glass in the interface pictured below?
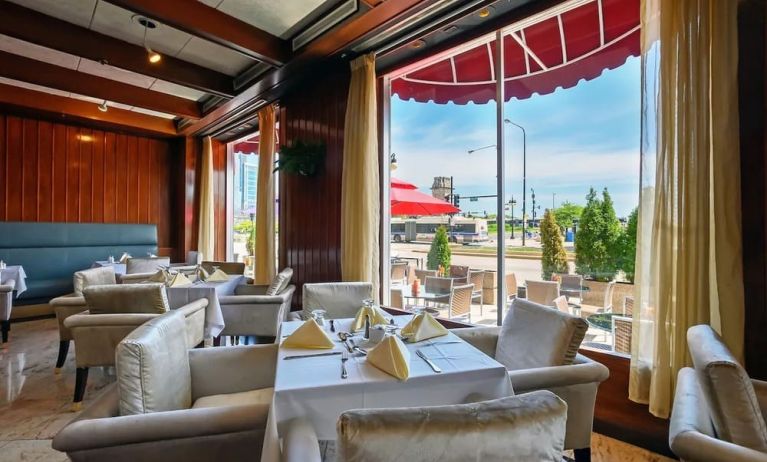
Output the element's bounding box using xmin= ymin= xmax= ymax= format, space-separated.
xmin=311 ymin=309 xmax=327 ymax=328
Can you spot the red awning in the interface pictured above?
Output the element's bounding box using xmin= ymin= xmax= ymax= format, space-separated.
xmin=391 ymin=0 xmax=639 ymax=105
xmin=391 ymin=177 xmax=459 ymax=216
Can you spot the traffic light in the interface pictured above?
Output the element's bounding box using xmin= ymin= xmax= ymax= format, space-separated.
xmin=453 ymin=194 xmax=460 ymax=207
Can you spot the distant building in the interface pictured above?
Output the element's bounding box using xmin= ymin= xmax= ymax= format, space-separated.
xmin=235 ymin=154 xmax=259 ymax=214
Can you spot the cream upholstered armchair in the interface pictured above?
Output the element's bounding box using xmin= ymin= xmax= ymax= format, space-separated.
xmin=53 ymin=310 xmax=280 ymax=462
xmin=1 ymin=279 xmax=15 ymax=343
xmin=201 ymin=260 xmax=246 ymax=275
xmin=290 ymin=282 xmax=373 ymax=321
xmin=218 ymin=278 xmax=296 ymax=342
xmin=118 ymin=256 xmax=171 ymax=283
xmin=63 ymin=284 xmax=207 ymax=408
xmin=291 ymin=391 xmax=565 ymax=462
xmin=50 ymin=266 xmax=117 ymax=371
xmin=669 ymin=325 xmax=767 ymax=462
xmin=453 ymin=298 xmax=609 ymax=461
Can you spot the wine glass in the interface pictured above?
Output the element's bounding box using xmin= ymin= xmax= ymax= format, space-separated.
xmin=311 ymin=309 xmax=327 ymax=328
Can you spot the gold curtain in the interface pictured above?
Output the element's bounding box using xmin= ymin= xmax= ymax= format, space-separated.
xmin=197 ymin=136 xmax=215 ymax=261
xmin=254 ymin=105 xmax=277 ymax=284
xmin=341 ymin=53 xmax=380 ymax=299
xmin=630 ymin=0 xmax=744 ymax=418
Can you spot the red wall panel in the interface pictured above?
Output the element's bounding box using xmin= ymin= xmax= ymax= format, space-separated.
xmin=0 ymin=113 xmax=178 ymax=255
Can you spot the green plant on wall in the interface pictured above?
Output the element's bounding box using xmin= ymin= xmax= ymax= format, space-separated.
xmin=274 ymin=140 xmax=326 ymax=176
xmin=427 ymin=226 xmax=451 ymax=272
xmin=541 ymin=208 xmax=569 ymax=280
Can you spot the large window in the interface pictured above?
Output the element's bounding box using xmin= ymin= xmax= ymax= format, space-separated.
xmin=383 ymin=0 xmax=640 ymax=355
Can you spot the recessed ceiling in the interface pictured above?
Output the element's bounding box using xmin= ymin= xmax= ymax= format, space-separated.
xmin=199 ymin=0 xmax=336 ymax=39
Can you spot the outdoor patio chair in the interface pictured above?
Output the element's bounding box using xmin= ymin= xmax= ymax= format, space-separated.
xmin=389 ymin=288 xmax=404 ymax=309
xmin=414 ymin=268 xmax=437 ymax=282
xmin=448 ymin=284 xmax=474 ymax=323
xmin=599 ymin=281 xmax=616 ymax=313
xmin=611 ymin=315 xmax=632 ymax=354
xmin=505 ymin=272 xmax=518 ymax=301
xmin=449 ymin=265 xmax=470 ymax=282
xmin=468 ymin=269 xmax=485 ymax=314
xmin=390 ymin=262 xmax=409 ymax=287
xmin=555 ymin=273 xmax=583 ymax=305
xmin=553 ymin=295 xmax=570 ymax=314
xmin=424 ymin=276 xmax=452 ymax=307
xmin=623 ymin=295 xmax=634 ymax=316
xmin=526 ymin=280 xmax=560 ymax=306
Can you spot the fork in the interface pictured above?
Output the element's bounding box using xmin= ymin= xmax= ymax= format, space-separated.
xmin=341 ymin=351 xmax=349 ymax=379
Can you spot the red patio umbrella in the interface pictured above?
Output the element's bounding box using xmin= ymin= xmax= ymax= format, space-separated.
xmin=391 ymin=177 xmax=459 ymax=216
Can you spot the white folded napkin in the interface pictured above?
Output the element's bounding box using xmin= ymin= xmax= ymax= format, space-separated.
xmin=206 ymin=269 xmax=229 ymax=282
xmin=167 ymin=272 xmax=192 ymax=287
xmin=400 ymin=312 xmax=448 ymax=343
xmin=366 ymin=335 xmax=411 ymax=380
xmin=282 ymin=319 xmax=334 ymax=349
xmin=351 ymin=305 xmax=389 ymax=331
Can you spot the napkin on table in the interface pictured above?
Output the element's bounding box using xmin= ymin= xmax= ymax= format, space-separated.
xmin=167 ymin=272 xmax=192 ymax=287
xmin=196 ymin=266 xmax=210 ymax=282
xmin=351 ymin=305 xmax=389 ymax=331
xmin=282 ymin=319 xmax=334 ymax=349
xmin=148 ymin=269 xmax=169 ymax=283
xmin=400 ymin=312 xmax=448 ymax=343
xmin=366 ymin=335 xmax=411 ymax=380
xmin=206 ymin=269 xmax=230 ymax=282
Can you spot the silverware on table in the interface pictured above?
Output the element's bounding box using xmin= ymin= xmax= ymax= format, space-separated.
xmin=284 ymin=352 xmax=342 ymax=360
xmin=428 ymin=341 xmax=462 ymax=346
xmin=416 ymin=349 xmax=442 ymax=373
xmin=341 ymin=351 xmax=348 ymax=379
xmin=349 ymin=338 xmax=367 ymax=356
xmin=330 ymin=319 xmax=336 ymax=332
xmin=337 ymin=332 xmax=354 ymax=353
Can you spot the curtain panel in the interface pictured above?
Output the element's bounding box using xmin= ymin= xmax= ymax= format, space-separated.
xmin=254 ymin=105 xmax=277 ymax=284
xmin=630 ymin=0 xmax=744 ymax=418
xmin=197 ymin=136 xmax=216 ymax=261
xmin=341 ymin=53 xmax=380 ymax=299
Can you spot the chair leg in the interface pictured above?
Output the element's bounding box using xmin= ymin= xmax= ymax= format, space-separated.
xmin=573 ymin=447 xmax=591 ymax=462
xmin=213 ymin=336 xmax=222 ymax=347
xmin=72 ymin=367 xmax=89 ymax=410
xmin=55 ymin=340 xmax=70 ymax=373
xmin=1 ymin=320 xmax=9 ymax=343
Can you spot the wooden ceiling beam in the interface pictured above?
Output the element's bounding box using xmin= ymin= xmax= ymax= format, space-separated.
xmin=104 ymin=0 xmax=291 ymax=66
xmin=0 ymin=51 xmax=201 ymax=119
xmin=0 ymin=83 xmax=177 ymax=136
xmin=0 ymin=0 xmax=235 ymax=98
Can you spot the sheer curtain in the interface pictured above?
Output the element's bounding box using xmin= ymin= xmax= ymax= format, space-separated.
xmin=341 ymin=53 xmax=380 ymax=299
xmin=254 ymin=104 xmax=277 ymax=284
xmin=197 ymin=136 xmax=215 ymax=261
xmin=630 ymin=0 xmax=744 ymax=418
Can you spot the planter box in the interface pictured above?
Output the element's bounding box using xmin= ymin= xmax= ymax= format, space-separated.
xmin=482 ymin=270 xmax=497 ymax=304
xmin=582 ymin=280 xmax=635 ymax=312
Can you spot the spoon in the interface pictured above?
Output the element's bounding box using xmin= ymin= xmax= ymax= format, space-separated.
xmin=337 ymin=332 xmax=353 ymax=353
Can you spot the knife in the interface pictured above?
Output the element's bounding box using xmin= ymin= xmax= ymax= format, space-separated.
xmin=416 ymin=349 xmax=442 ymax=373
xmin=283 ymin=352 xmax=342 ymax=360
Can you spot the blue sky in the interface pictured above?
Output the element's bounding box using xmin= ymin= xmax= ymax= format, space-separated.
xmin=390 ymin=55 xmax=641 ymax=218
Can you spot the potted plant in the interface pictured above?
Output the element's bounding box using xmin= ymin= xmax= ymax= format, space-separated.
xmin=274 ymin=140 xmax=325 ymax=176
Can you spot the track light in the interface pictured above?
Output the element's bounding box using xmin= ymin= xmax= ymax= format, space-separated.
xmin=146 ymin=46 xmax=162 ymax=64
xmin=135 ymin=16 xmax=162 ymax=64
xmin=98 ymin=100 xmax=108 ymax=112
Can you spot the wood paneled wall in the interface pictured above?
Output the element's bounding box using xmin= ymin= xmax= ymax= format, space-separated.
xmin=279 ymin=67 xmax=350 ymax=307
xmin=0 ymin=113 xmax=177 ymax=255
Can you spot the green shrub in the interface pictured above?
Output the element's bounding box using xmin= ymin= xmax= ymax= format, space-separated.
xmin=427 ymin=226 xmax=451 ymax=271
xmin=540 ymin=208 xmax=569 ymax=280
xmin=617 ymin=207 xmax=638 ymax=283
xmin=575 ymin=188 xmax=621 ymax=281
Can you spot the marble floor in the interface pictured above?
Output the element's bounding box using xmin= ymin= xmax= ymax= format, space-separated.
xmin=0 ymin=317 xmax=674 ymax=462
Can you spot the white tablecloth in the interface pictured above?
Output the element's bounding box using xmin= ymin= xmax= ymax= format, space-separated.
xmin=92 ymin=261 xmax=127 ymax=275
xmin=0 ymin=266 xmax=27 ymax=297
xmin=270 ymin=316 xmax=513 ymax=443
xmin=166 ymin=275 xmax=244 ymax=338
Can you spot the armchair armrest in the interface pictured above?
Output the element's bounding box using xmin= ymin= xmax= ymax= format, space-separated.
xmin=175 ymin=298 xmax=209 ymax=317
xmin=0 ymin=279 xmax=15 ymax=292
xmin=219 ymin=295 xmax=286 ymax=305
xmin=50 ymin=294 xmax=87 ymax=307
xmin=451 ymin=327 xmax=501 ymax=357
xmin=52 ymin=384 xmax=270 ymax=453
xmin=508 ymin=354 xmax=609 ymax=391
xmin=118 ymin=272 xmax=156 ymax=283
xmin=281 ymin=418 xmax=322 ymax=462
xmin=189 ymin=344 xmax=278 ymax=400
xmin=64 ymin=312 xmax=160 ymax=329
xmin=752 ymin=379 xmax=767 ymax=422
xmin=234 ymin=284 xmax=270 ymax=296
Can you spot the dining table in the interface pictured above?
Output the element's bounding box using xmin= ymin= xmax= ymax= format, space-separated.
xmin=165 ymin=275 xmax=244 ymax=339
xmin=261 ymin=315 xmax=513 ymax=461
xmin=92 ymin=260 xmax=127 ymax=275
xmin=0 ymin=265 xmax=27 ymax=297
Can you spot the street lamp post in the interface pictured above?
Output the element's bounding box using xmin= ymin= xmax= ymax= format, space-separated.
xmin=504 ymin=119 xmax=526 ymax=246
xmin=552 ymin=192 xmax=556 ymax=210
xmin=510 ymin=197 xmax=517 ymax=239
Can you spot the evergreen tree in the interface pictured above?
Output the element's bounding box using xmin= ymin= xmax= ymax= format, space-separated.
xmin=553 ymin=201 xmax=584 ymax=230
xmin=540 ymin=208 xmax=569 ymax=280
xmin=618 ymin=207 xmax=638 ymax=283
xmin=427 ymin=226 xmax=451 ymax=271
xmin=600 ymin=188 xmax=622 ymax=279
xmin=575 ymin=187 xmax=623 ymax=281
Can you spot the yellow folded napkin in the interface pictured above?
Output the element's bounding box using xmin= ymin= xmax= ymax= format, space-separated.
xmin=206 ymin=269 xmax=229 ymax=282
xmin=351 ymin=305 xmax=389 ymax=331
xmin=196 ymin=266 xmax=210 ymax=281
xmin=282 ymin=319 xmax=334 ymax=349
xmin=167 ymin=272 xmax=192 ymax=287
xmin=366 ymin=335 xmax=410 ymax=380
xmin=148 ymin=269 xmax=169 ymax=283
xmin=400 ymin=312 xmax=448 ymax=343
xmin=119 ymin=252 xmax=131 ymax=263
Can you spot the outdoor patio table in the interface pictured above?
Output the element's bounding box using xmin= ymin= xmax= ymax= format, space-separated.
xmin=91 ymin=260 xmax=127 ymax=275
xmin=401 ymin=286 xmax=450 ymax=304
xmin=165 ymin=275 xmax=244 ymax=339
xmin=261 ymin=315 xmax=513 ymax=461
xmin=0 ymin=265 xmax=27 ymax=297
xmin=586 ymin=312 xmax=628 ymax=332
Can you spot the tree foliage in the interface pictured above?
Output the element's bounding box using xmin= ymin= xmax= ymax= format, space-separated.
xmin=575 ymin=188 xmax=622 ymax=281
xmin=553 ymin=201 xmax=583 ymax=230
xmin=617 ymin=207 xmax=638 ymax=283
xmin=540 ymin=208 xmax=569 ymax=280
xmin=427 ymin=226 xmax=452 ymax=271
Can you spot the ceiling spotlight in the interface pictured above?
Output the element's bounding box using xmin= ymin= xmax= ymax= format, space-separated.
xmin=134 ymin=16 xmax=162 ymax=64
xmin=411 ymin=39 xmax=426 ymax=49
xmin=478 ymin=7 xmax=493 ymax=18
xmin=98 ymin=100 xmax=108 ymax=112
